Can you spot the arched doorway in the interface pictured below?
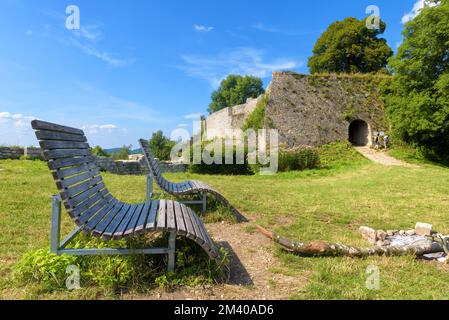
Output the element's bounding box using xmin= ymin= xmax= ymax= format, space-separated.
xmin=349 ymin=120 xmax=369 ymax=146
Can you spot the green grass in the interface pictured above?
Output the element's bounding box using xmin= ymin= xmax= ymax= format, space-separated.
xmin=2 ymin=143 xmax=449 ymax=299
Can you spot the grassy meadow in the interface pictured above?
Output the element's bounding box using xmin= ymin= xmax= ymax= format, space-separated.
xmin=1 ymin=144 xmax=449 ymax=299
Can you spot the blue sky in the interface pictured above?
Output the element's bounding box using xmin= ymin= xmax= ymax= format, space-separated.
xmin=0 ymin=0 xmax=424 ymax=148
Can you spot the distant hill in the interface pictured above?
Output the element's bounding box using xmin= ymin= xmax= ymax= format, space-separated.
xmin=104 ymin=148 xmax=143 ymax=155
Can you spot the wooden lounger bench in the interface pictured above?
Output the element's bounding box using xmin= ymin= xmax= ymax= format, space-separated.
xmin=31 ymin=120 xmax=220 ymax=271
xmin=139 ymin=139 xmax=247 ymax=222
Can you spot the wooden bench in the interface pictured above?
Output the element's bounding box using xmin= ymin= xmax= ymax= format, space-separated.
xmin=139 ymin=139 xmax=247 ymax=222
xmin=31 ymin=120 xmax=220 ymax=272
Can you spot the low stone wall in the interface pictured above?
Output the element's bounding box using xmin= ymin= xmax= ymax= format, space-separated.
xmin=96 ymin=157 xmax=187 ymax=175
xmin=0 ymin=147 xmax=44 ymax=160
xmin=0 ymin=147 xmax=187 ymax=175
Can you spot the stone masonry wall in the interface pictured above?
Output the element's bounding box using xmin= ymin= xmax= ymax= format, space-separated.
xmin=202 ymin=95 xmax=263 ymax=141
xmin=265 ymin=71 xmax=388 ymax=147
xmin=0 ymin=147 xmax=186 ymax=175
xmin=0 ymin=147 xmax=44 ymax=160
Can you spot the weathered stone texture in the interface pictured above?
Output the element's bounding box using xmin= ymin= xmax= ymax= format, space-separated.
xmin=265 ymin=72 xmax=387 ymax=147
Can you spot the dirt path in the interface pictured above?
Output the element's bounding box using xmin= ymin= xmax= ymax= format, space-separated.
xmin=126 ymin=221 xmax=308 ymax=300
xmin=355 ymin=147 xmax=419 ymax=168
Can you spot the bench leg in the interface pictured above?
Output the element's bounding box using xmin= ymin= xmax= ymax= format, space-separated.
xmin=50 ymin=195 xmax=62 ymax=254
xmin=146 ymin=174 xmax=153 ymax=200
xmin=167 ymin=232 xmax=176 ymax=272
xmin=202 ymin=193 xmax=207 ymax=213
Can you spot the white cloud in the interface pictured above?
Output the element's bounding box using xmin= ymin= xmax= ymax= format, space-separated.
xmin=68 ymin=38 xmax=135 ymax=67
xmin=194 ymin=24 xmax=214 ymax=32
xmin=402 ymin=0 xmax=439 ymax=24
xmin=184 ymin=112 xmax=204 ymax=120
xmin=180 ymin=47 xmax=300 ymax=87
xmin=0 ymin=112 xmax=11 ymax=119
xmin=25 ymin=29 xmax=33 ymax=36
xmin=74 ymin=25 xmax=103 ymax=42
xmin=81 ymin=124 xmax=119 ymax=135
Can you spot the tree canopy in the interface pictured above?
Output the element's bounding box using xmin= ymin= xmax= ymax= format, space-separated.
xmin=149 ymin=130 xmax=175 ymax=161
xmin=385 ymin=0 xmax=449 ymax=162
xmin=208 ymin=75 xmax=265 ymax=114
xmin=308 ymin=17 xmax=393 ymax=74
xmin=91 ymin=145 xmax=109 ymax=157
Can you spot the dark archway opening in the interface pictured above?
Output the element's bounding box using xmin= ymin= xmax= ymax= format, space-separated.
xmin=349 ymin=120 xmax=369 ymax=146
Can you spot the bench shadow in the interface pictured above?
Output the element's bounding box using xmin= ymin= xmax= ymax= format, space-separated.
xmin=217 ymin=241 xmax=253 ymax=286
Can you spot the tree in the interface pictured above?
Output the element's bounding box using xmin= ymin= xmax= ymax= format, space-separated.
xmin=385 ymin=0 xmax=449 ymax=162
xmin=112 ymin=145 xmax=132 ymax=160
xmin=208 ymin=75 xmax=265 ymax=114
xmin=149 ymin=131 xmax=175 ymax=161
xmin=91 ymin=145 xmax=110 ymax=157
xmin=308 ymin=17 xmax=393 ymax=74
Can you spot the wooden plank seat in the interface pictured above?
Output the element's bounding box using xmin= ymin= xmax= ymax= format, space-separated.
xmin=31 ymin=120 xmax=220 ymax=271
xmin=139 ymin=139 xmax=247 ymax=222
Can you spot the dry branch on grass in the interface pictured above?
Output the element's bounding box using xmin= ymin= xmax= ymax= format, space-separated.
xmin=256 ymin=225 xmax=446 ymax=258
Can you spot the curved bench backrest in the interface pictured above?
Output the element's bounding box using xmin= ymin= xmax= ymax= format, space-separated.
xmin=31 ymin=120 xmax=112 ymax=221
xmin=139 ymin=139 xmax=165 ymax=183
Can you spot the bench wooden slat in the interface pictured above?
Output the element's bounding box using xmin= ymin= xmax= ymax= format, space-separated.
xmin=32 ymin=120 xmax=85 ymax=135
xmin=166 ymin=200 xmax=176 ymax=232
xmin=124 ymin=204 xmax=145 ymax=237
xmin=36 ymin=130 xmax=87 ymax=142
xmin=40 ymin=141 xmax=89 ymax=150
xmin=134 ymin=200 xmax=152 ymax=234
xmin=113 ymin=204 xmax=139 ymax=240
xmin=69 ymin=188 xmax=109 ymax=217
xmin=48 ymin=156 xmax=95 ymax=170
xmin=102 ymin=204 xmax=131 ymax=239
xmin=181 ymin=203 xmax=196 ymax=240
xmin=156 ymin=200 xmax=166 ymax=231
xmin=61 ymin=176 xmax=102 ymax=199
xmin=185 ymin=207 xmax=205 ymax=245
xmin=54 ymin=162 xmax=98 ymax=180
xmin=145 ymin=200 xmax=159 ymax=232
xmin=56 ymin=169 xmax=100 ymax=189
xmin=45 ymin=149 xmax=91 ymax=160
xmin=77 ymin=194 xmax=113 ymax=225
xmin=174 ymin=201 xmax=187 ymax=236
xmin=65 ymin=182 xmax=105 ymax=207
xmin=92 ymin=202 xmax=124 ymax=236
xmin=84 ymin=199 xmax=119 ymax=232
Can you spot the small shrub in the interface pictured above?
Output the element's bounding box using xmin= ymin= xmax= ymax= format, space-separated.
xmin=14 ymin=234 xmax=229 ymax=294
xmin=189 ymin=141 xmax=254 ymax=176
xmin=242 ymin=93 xmax=269 ymax=131
xmin=278 ymin=146 xmax=320 ymax=172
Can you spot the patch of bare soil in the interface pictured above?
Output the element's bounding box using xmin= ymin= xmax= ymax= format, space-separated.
xmin=126 ymin=221 xmax=308 ymax=300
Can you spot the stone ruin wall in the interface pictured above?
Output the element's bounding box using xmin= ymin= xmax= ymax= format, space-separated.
xmin=265 ymin=71 xmax=387 ymax=148
xmin=201 ymin=72 xmax=387 ymax=148
xmin=202 ymin=95 xmax=263 ymax=141
xmin=0 ymin=147 xmax=186 ymax=175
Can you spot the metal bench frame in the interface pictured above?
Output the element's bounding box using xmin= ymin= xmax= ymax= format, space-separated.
xmin=146 ymin=173 xmax=207 ymax=213
xmin=50 ymin=176 xmax=177 ymax=272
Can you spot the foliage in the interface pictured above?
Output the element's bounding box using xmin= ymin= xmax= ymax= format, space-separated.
xmin=189 ymin=141 xmax=254 ymax=175
xmin=384 ymin=0 xmax=449 ymax=163
xmin=15 ymin=234 xmax=229 ymax=294
xmin=91 ymin=146 xmax=110 ymax=158
xmin=149 ymin=131 xmax=176 ymax=161
xmin=308 ymin=17 xmax=393 ymax=74
xmin=278 ymin=147 xmax=320 ymax=172
xmin=111 ymin=145 xmax=132 ymax=160
xmin=242 ymin=93 xmax=270 ymax=131
xmin=208 ymin=75 xmax=265 ymax=114
xmin=318 ymin=141 xmax=366 ymax=168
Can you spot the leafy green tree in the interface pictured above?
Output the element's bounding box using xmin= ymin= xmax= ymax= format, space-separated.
xmin=308 ymin=17 xmax=393 ymax=74
xmin=149 ymin=131 xmax=175 ymax=161
xmin=112 ymin=145 xmax=132 ymax=160
xmin=91 ymin=145 xmax=110 ymax=157
xmin=385 ymin=0 xmax=449 ymax=161
xmin=208 ymin=75 xmax=265 ymax=114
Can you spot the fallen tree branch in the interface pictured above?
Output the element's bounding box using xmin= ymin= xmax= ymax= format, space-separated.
xmin=256 ymin=225 xmax=445 ymax=258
